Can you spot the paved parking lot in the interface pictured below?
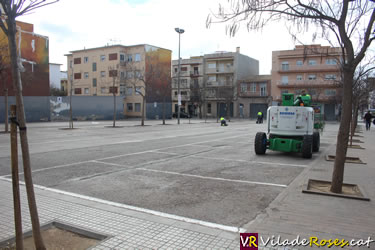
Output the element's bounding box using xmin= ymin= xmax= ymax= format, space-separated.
xmin=0 ymin=119 xmax=336 ymax=232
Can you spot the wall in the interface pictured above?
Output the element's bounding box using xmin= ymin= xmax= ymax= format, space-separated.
xmin=0 ymin=21 xmax=49 ymax=97
xmin=0 ymin=96 xmax=124 ymax=122
xmin=49 ymin=64 xmax=62 ymax=89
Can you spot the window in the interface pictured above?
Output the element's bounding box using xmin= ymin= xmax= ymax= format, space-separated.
xmin=295 ymin=89 xmax=302 ymax=95
xmin=309 ymin=89 xmax=317 ymax=95
xmin=127 ymin=103 xmax=133 ymax=111
xmin=84 ymin=88 xmax=89 ymax=94
xmin=100 ymin=55 xmax=106 ymax=61
xmin=174 ymin=68 xmax=178 ymax=73
xmin=325 ymin=74 xmax=336 ymax=80
xmin=281 ymin=76 xmax=288 ymax=85
xmin=308 ymin=74 xmax=317 ymax=80
xmin=208 ymin=63 xmax=216 ymax=69
xmin=281 ymin=90 xmax=289 ymax=94
xmin=109 ymin=70 xmax=118 ymax=77
xmin=127 ymin=54 xmax=133 ymax=62
xmin=135 ymin=103 xmax=141 ymax=112
xmin=281 ymin=62 xmax=289 ymax=71
xmin=250 ymin=83 xmax=256 ymax=92
xmin=194 ymin=67 xmax=199 ymax=75
xmin=84 ymin=72 xmax=89 ymax=79
xmin=69 ymin=60 xmax=73 ymax=68
xmin=326 ymin=58 xmax=337 ymax=65
xmin=181 ymin=91 xmax=187 ymax=95
xmin=126 ymin=87 xmax=133 ymax=95
xmin=109 ymin=87 xmax=118 ymax=94
xmin=135 ymin=87 xmax=141 ymax=95
xmin=296 ymin=75 xmax=303 ymax=81
xmin=120 ymin=85 xmax=126 ymax=96
xmin=92 ymin=78 xmax=97 ymax=87
xmin=208 ymin=76 xmax=216 ymax=82
xmin=135 ymin=53 xmax=141 ymax=61
xmin=308 ymin=59 xmax=317 ymax=65
xmin=74 ymin=58 xmax=81 ymax=64
xmin=260 ymin=83 xmax=267 ymax=96
xmin=135 ymin=71 xmax=141 ymax=79
xmin=84 ymin=57 xmax=88 ymax=63
xmin=296 ymin=60 xmax=303 ymax=66
xmin=120 ymin=71 xmax=125 ymax=79
xmin=127 ymin=71 xmax=134 ymax=79
xmin=181 ymin=67 xmax=187 ymax=71
xmin=207 ymin=103 xmax=211 ymax=114
xmin=109 ymin=53 xmax=117 ymax=61
xmin=101 ymin=87 xmax=106 ymax=94
xmin=240 ymin=83 xmax=247 ymax=92
xmin=74 ymin=88 xmax=81 ymax=94
xmin=325 ymin=89 xmax=336 ymax=96
xmin=92 ymin=62 xmax=97 ymax=72
xmin=181 ymin=79 xmax=188 ymax=84
xmin=120 ymin=54 xmax=125 ymax=62
xmin=100 ymin=71 xmax=106 ymax=78
xmin=74 ymin=73 xmax=81 ymax=79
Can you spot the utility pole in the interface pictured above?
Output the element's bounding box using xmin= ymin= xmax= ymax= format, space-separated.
xmin=175 ymin=27 xmax=184 ymax=125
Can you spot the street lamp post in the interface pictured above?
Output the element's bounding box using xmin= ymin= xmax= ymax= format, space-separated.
xmin=175 ymin=27 xmax=184 ymax=125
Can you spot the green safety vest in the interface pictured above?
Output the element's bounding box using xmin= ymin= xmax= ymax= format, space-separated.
xmin=220 ymin=117 xmax=224 ymax=121
xmin=257 ymin=112 xmax=262 ymax=116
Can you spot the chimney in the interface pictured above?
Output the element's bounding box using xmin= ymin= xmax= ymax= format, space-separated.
xmin=236 ymin=47 xmax=240 ymax=53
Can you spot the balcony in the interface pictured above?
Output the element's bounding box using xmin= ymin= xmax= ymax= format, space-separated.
xmin=190 ymin=71 xmax=200 ymax=77
xmin=205 ymin=66 xmax=234 ymax=74
xmin=276 ymin=64 xmax=340 ymax=73
xmin=239 ymin=91 xmax=268 ymax=98
xmin=276 ymin=80 xmax=340 ymax=89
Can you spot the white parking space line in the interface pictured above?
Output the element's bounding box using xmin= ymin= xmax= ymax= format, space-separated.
xmin=0 ymin=177 xmax=246 ymax=233
xmin=188 ymin=155 xmax=308 ymax=168
xmin=137 ymin=168 xmax=288 ymax=188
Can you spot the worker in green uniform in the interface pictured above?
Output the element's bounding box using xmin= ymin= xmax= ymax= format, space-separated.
xmin=220 ymin=117 xmax=228 ymax=126
xmin=294 ymin=90 xmax=311 ymax=107
xmin=257 ymin=111 xmax=263 ymax=124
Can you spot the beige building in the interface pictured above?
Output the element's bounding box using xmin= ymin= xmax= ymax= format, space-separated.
xmin=238 ymin=75 xmax=271 ymax=119
xmin=172 ymin=47 xmax=259 ymax=118
xmin=66 ymin=44 xmax=171 ymax=118
xmin=271 ymin=44 xmax=342 ymax=120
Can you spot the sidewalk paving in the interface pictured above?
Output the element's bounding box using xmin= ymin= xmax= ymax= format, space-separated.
xmin=245 ymin=124 xmax=375 ymax=249
xmin=0 ymin=123 xmax=374 ymax=249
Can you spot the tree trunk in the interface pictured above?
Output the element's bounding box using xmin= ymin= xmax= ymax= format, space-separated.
xmin=7 ymin=18 xmax=46 ymax=250
xmin=141 ymin=96 xmax=145 ymax=126
xmin=350 ymin=102 xmax=358 ymax=146
xmin=330 ymin=70 xmax=354 ymax=193
xmin=10 ymin=105 xmax=23 ymax=250
xmin=4 ymin=88 xmax=8 ymax=132
xmin=162 ymin=95 xmax=166 ymax=125
xmin=112 ymin=77 xmax=116 ymax=127
xmin=198 ymin=104 xmax=202 ymax=119
xmin=69 ymin=77 xmax=73 ymax=129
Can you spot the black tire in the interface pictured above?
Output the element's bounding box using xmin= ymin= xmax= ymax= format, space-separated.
xmin=302 ymin=135 xmax=313 ymax=158
xmin=255 ymin=132 xmax=267 ymax=155
xmin=312 ymin=132 xmax=320 ymax=152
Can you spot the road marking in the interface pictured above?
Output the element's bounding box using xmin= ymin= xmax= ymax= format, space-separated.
xmin=0 ymin=177 xmax=246 ymax=233
xmin=188 ymin=155 xmax=307 ymax=168
xmin=137 ymin=168 xmax=288 ymax=188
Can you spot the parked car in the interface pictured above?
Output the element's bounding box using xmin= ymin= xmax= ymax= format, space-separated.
xmin=172 ymin=111 xmax=191 ymax=118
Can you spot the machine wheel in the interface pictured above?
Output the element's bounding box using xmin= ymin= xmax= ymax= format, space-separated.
xmin=255 ymin=132 xmax=267 ymax=155
xmin=302 ymin=135 xmax=313 ymax=159
xmin=312 ymin=132 xmax=320 ymax=152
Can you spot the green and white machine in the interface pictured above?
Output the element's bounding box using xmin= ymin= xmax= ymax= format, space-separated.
xmin=254 ymin=93 xmax=321 ymax=158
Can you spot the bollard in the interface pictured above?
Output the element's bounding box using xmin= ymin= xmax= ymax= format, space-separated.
xmin=10 ymin=105 xmax=24 ymax=250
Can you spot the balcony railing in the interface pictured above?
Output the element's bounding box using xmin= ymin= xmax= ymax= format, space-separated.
xmin=277 ymin=64 xmax=339 ymax=73
xmin=205 ymin=66 xmax=234 ymax=74
xmin=276 ymin=81 xmax=340 ymax=88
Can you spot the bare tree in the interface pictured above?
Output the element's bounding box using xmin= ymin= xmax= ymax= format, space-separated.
xmin=208 ymin=0 xmax=375 ymax=193
xmin=350 ymin=61 xmax=375 ymax=144
xmin=0 ymin=1 xmax=59 ymax=249
xmin=109 ymin=65 xmax=119 ymax=127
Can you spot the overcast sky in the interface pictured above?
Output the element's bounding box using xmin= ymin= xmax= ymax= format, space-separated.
xmin=18 ymin=0 xmax=328 ymax=74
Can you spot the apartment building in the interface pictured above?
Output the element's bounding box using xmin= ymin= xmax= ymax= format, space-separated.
xmin=238 ymin=75 xmax=271 ymax=119
xmin=66 ymin=44 xmax=171 ymax=118
xmin=171 ymin=56 xmax=204 ymax=116
xmin=271 ymin=44 xmax=342 ymax=120
xmin=172 ymin=47 xmax=259 ymax=118
xmin=0 ymin=20 xmax=49 ymax=96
